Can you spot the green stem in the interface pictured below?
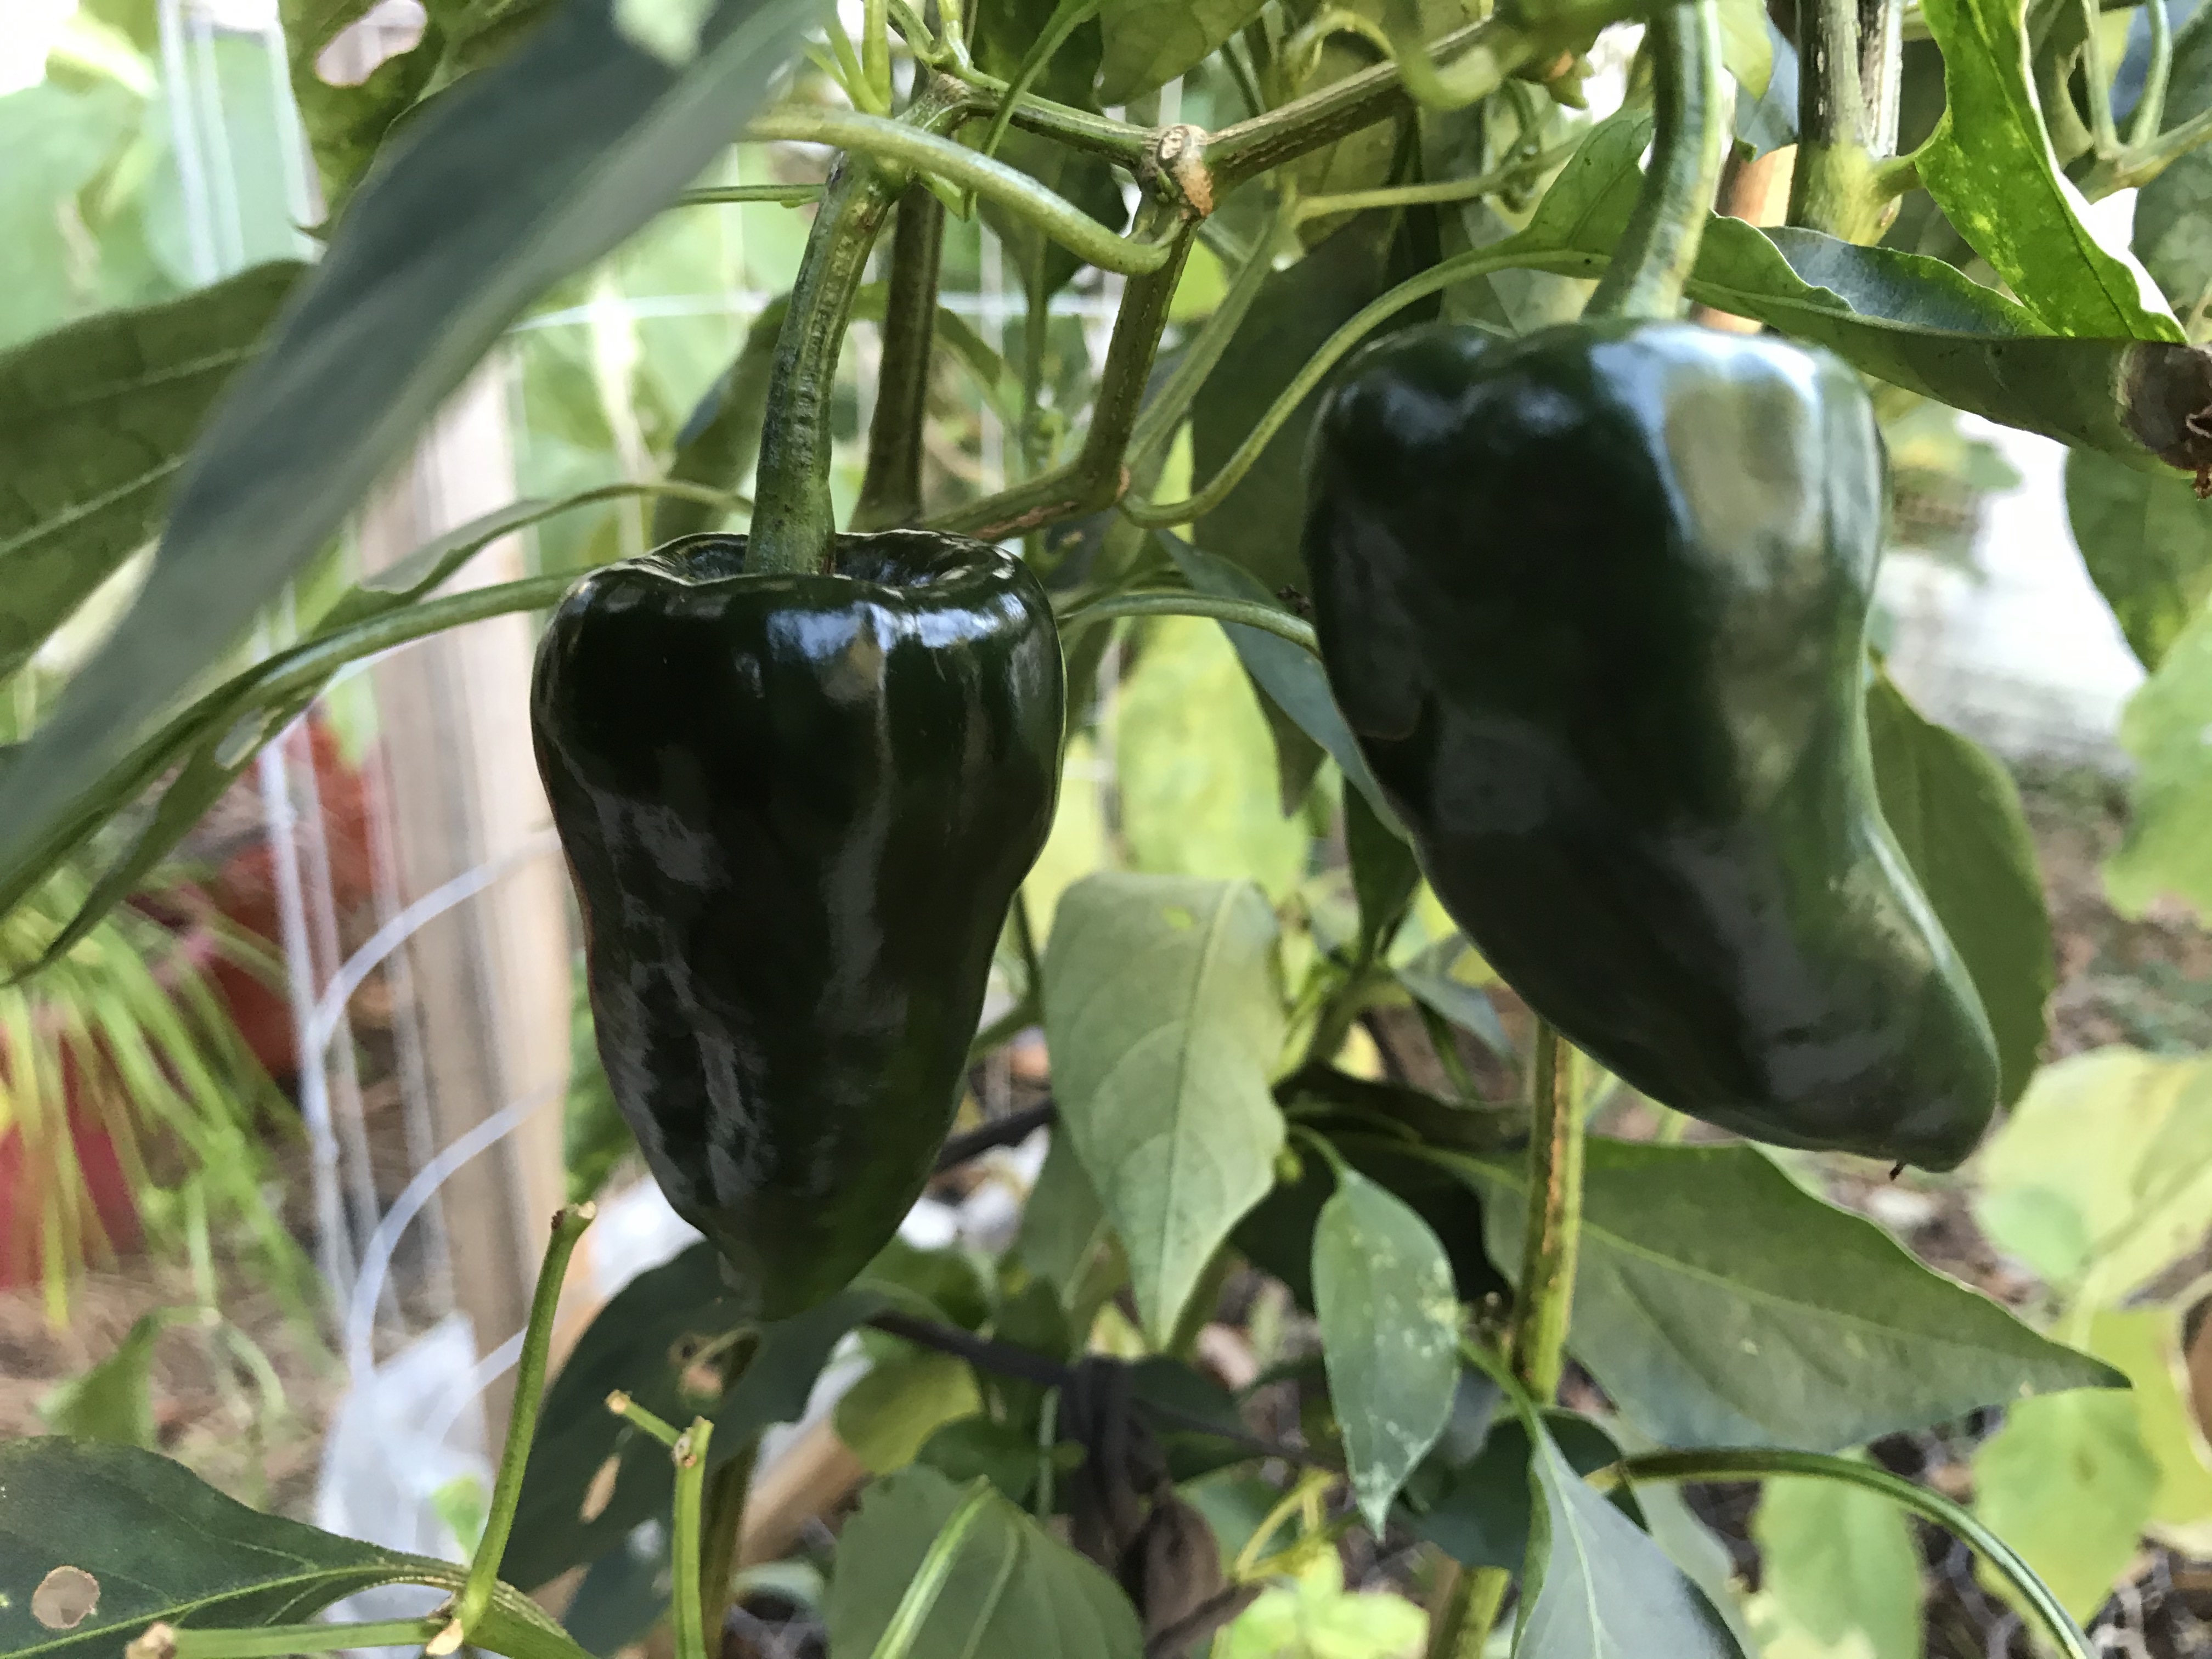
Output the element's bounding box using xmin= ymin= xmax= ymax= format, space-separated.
xmin=853 ymin=187 xmax=947 ymax=532
xmin=1616 ymin=1450 xmax=2093 ymax=1659
xmin=670 ymin=1418 xmax=718 ymax=1659
xmin=976 ymin=0 xmax=1102 ymax=166
xmin=673 ymin=184 xmax=825 ymax=208
xmin=1125 ymin=205 xmax=1285 ymax=472
xmin=134 ymin=1619 xmax=447 ymax=1659
xmin=1427 ymin=1567 xmax=1510 ymax=1659
xmin=2131 ymin=0 xmax=2174 ymax=146
xmin=747 ymin=142 xmax=910 ymax=573
xmin=940 ymin=71 xmax=1154 ymax=167
xmin=2081 ymin=0 xmax=2120 ymax=151
xmin=1292 ymin=139 xmax=1584 ymax=223
xmin=1055 ymin=589 xmax=1319 ymax=653
xmin=2089 ymin=96 xmax=2212 ymax=191
xmin=452 ymin=1204 xmax=595 ymax=1636
xmin=744 ymin=107 xmax=1176 ymax=278
xmin=1509 ymin=1023 xmax=1580 ymax=1400
xmin=1586 ymin=0 xmax=1726 ymax=318
xmin=607 ymin=1387 xmax=684 ymax=1446
xmin=1788 ymin=0 xmax=1903 ymax=239
xmin=928 ymin=208 xmax=1195 ymax=540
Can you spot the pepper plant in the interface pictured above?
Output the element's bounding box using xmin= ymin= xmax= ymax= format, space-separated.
xmin=5 ymin=0 xmax=2212 ymax=1654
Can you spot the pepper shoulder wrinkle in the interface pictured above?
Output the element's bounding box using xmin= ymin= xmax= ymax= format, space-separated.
xmin=1302 ymin=319 xmax=2000 ymax=1169
xmin=532 ymin=531 xmax=1064 ymax=1319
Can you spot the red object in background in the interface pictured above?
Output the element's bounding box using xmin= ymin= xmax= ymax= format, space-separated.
xmin=204 ymin=718 xmax=377 ymax=1082
xmin=0 ymin=1098 xmax=142 ymax=1290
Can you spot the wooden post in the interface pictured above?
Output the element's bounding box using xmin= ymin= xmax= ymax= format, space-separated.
xmin=354 ymin=356 xmax=577 ymax=1431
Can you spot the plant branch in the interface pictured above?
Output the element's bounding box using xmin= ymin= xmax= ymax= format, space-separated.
xmin=1616 ymin=1450 xmax=2094 ymax=1659
xmin=927 ymin=205 xmax=1198 ymax=540
xmin=132 ymin=1620 xmax=448 ymax=1659
xmin=1788 ymin=0 xmax=1904 ymax=239
xmin=1292 ymin=138 xmax=1585 ymax=223
xmin=1507 ymin=1024 xmax=1581 ymax=1399
xmin=935 ymin=1101 xmax=1057 ymax=1171
xmin=853 ymin=187 xmax=947 ymax=532
xmin=744 ymin=106 xmax=1177 ymax=277
xmin=1055 ymin=589 xmax=1319 ymax=652
xmin=452 ymin=1204 xmax=594 ymax=1638
xmin=1427 ymin=1568 xmax=1510 ymax=1659
xmin=669 ymin=1419 xmax=716 ymax=1659
xmin=2131 ymin=0 xmax=2174 ymax=147
xmin=673 ymin=184 xmax=825 ymax=208
xmin=1585 ymin=0 xmax=1727 ymax=317
xmin=698 ymin=1434 xmax=758 ymax=1647
xmin=1126 ymin=204 xmax=1285 ymax=472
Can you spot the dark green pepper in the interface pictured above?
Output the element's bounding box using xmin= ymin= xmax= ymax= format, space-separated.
xmin=1302 ymin=319 xmax=2000 ymax=1170
xmin=531 ymin=531 xmax=1063 ymax=1319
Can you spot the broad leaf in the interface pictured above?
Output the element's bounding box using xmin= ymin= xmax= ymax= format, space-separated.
xmin=2108 ymin=604 xmax=2212 ymax=917
xmin=1312 ymin=1167 xmax=1460 ymax=1528
xmin=651 ymin=295 xmax=787 ymax=541
xmin=1751 ymin=1470 xmax=1925 ymax=1659
xmin=1452 ymin=1139 xmax=2119 ymax=1450
xmin=1971 ymin=1389 xmax=2158 ymax=1621
xmin=2086 ymin=1307 xmax=2212 ymax=1554
xmin=1914 ymin=0 xmax=2180 ymax=340
xmin=1157 ymin=534 xmax=1403 ymax=834
xmin=278 ymin=0 xmax=436 ymax=211
xmin=822 ymin=1466 xmax=1142 ymax=1659
xmin=1114 ymin=617 xmax=1308 ymax=900
xmin=1096 ymin=0 xmax=1267 ymax=104
xmin=503 ymin=1245 xmax=882 ymax=1591
xmin=1515 ymin=1413 xmax=1744 ymax=1659
xmin=2135 ymin=0 xmax=2212 ymax=310
xmin=1403 ymin=1410 xmax=1633 ymax=1570
xmin=1974 ymin=1047 xmax=2212 ymax=1305
xmin=1865 ymin=674 xmax=2053 ymax=1108
xmin=2064 ymin=445 xmax=2212 ymax=669
xmin=1392 ymin=935 xmax=1513 ymax=1059
xmin=0 ymin=0 xmax=812 ymax=889
xmin=1345 ymin=785 xmax=1419 ymax=961
xmin=1011 ymin=1131 xmax=1113 ymax=1308
xmin=0 ymin=263 xmax=300 ymax=685
xmin=1512 ymin=116 xmax=2212 ymax=472
xmin=1043 ymin=872 xmax=1286 ymax=1341
xmin=0 ymin=1437 xmax=579 ymax=1659
xmin=834 ymin=1351 xmax=983 ymax=1475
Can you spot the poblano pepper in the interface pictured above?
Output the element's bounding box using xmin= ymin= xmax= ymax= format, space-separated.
xmin=1302 ymin=319 xmax=2000 ymax=1170
xmin=532 ymin=531 xmax=1063 ymax=1319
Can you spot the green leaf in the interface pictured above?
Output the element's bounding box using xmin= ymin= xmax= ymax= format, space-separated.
xmin=1194 ymin=214 xmax=1409 ymax=595
xmin=1392 ymin=936 xmax=1513 ymax=1059
xmin=1715 ymin=0 xmax=1773 ymax=98
xmin=1156 ymin=534 xmax=1404 ymax=835
xmin=0 ymin=262 xmax=300 ymax=685
xmin=1114 ymin=617 xmax=1309 ymax=900
xmin=1750 ymin=1469 xmax=1925 ymax=1659
xmin=1972 ymin=1388 xmax=2158 ymax=1621
xmin=1096 ymin=0 xmax=1267 ymax=104
xmin=1452 ymin=1139 xmax=2119 ymax=1451
xmin=2084 ymin=1308 xmax=2212 ymax=1554
xmin=2064 ymin=445 xmax=2212 ymax=668
xmin=1042 ymin=872 xmax=1286 ymax=1342
xmin=35 ymin=1311 xmax=178 ymax=1448
xmin=650 ymin=295 xmax=786 ymax=542
xmin=1864 ymin=674 xmax=2052 ymax=1108
xmin=823 ymin=1466 xmax=1142 ymax=1659
xmin=278 ymin=0 xmax=437 ymax=211
xmin=1974 ymin=1047 xmax=2212 ymax=1305
xmin=0 ymin=83 xmax=141 ymax=353
xmin=0 ymin=1437 xmax=572 ymax=1659
xmin=1914 ymin=0 xmax=2180 ymax=340
xmin=836 ymin=1352 xmax=984 ymax=1476
xmin=1216 ymin=1551 xmax=1427 ymax=1659
xmin=1513 ymin=116 xmax=2212 ymax=472
xmin=1312 ymin=1166 xmax=1460 ymax=1528
xmin=0 ymin=0 xmax=812 ymax=891
xmin=2107 ymin=603 xmax=2212 ymax=918
xmin=562 ymin=960 xmax=631 ymax=1204
xmin=1012 ymin=1130 xmax=1113 ymax=1310
xmin=1405 ymin=1410 xmax=1634 ymax=1570
xmin=503 ymin=1245 xmax=883 ymax=1591
xmin=2135 ymin=2 xmax=2212 ymax=311
xmin=917 ymin=1417 xmax=1044 ymax=1506
xmin=1345 ymin=786 xmax=1419 ymax=962
xmin=1515 ymin=1412 xmax=1744 ymax=1659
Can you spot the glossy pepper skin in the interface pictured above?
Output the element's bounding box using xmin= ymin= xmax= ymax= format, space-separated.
xmin=1303 ymin=320 xmax=2000 ymax=1169
xmin=532 ymin=531 xmax=1063 ymax=1319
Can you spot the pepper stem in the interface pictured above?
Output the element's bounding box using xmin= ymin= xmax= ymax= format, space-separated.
xmin=1582 ymin=0 xmax=1728 ymax=321
xmin=748 ymin=83 xmax=962 ymax=574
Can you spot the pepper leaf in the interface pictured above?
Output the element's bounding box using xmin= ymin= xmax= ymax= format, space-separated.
xmin=1447 ymin=1139 xmax=2120 ymax=1451
xmin=0 ymin=0 xmax=813 ymax=896
xmin=1096 ymin=0 xmax=1268 ymax=104
xmin=1043 ymin=872 xmax=1286 ymax=1343
xmin=1865 ymin=674 xmax=2053 ymax=1109
xmin=1515 ymin=1408 xmax=1745 ymax=1659
xmin=823 ymin=1467 xmax=1141 ymax=1659
xmin=1751 ymin=1469 xmax=1926 ymax=1659
xmin=1971 ymin=1389 xmax=2159 ymax=1621
xmin=2063 ymin=445 xmax=2212 ymax=669
xmin=1912 ymin=0 xmax=2180 ymax=341
xmin=2135 ymin=0 xmax=2212 ymax=311
xmin=2106 ymin=603 xmax=2212 ymax=919
xmin=0 ymin=1437 xmax=576 ymax=1659
xmin=1312 ymin=1166 xmax=1462 ymax=1529
xmin=0 ymin=263 xmax=301 ymax=686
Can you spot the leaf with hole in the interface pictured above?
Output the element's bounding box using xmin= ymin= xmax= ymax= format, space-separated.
xmin=1043 ymin=872 xmax=1286 ymax=1342
xmin=822 ymin=1466 xmax=1141 ymax=1659
xmin=1452 ymin=1138 xmax=2119 ymax=1451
